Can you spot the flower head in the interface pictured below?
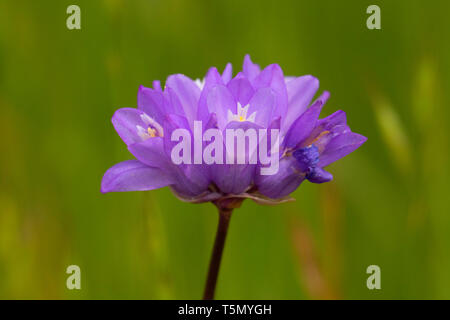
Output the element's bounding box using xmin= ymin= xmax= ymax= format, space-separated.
xmin=101 ymin=55 xmax=367 ymax=205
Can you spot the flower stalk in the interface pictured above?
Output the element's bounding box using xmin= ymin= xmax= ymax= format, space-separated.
xmin=203 ymin=204 xmax=233 ymax=300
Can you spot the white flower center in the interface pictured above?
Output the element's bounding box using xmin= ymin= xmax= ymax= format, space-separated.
xmin=227 ymin=102 xmax=256 ymax=123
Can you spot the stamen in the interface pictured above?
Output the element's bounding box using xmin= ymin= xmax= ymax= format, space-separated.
xmin=140 ymin=113 xmax=154 ymax=126
xmin=147 ymin=127 xmax=157 ymax=138
xmin=139 ymin=113 xmax=164 ymax=137
xmin=136 ymin=125 xmax=150 ymax=140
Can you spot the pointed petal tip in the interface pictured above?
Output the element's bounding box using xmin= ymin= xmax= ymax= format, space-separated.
xmin=222 ymin=63 xmax=233 ymax=83
xmin=353 ymin=132 xmax=368 ymax=145
xmin=100 ymin=185 xmax=110 ymax=194
xmin=138 ymin=84 xmax=154 ymax=95
xmin=207 ymin=66 xmax=220 ymax=75
xmin=294 ymin=74 xmax=319 ymax=88
xmin=306 ymin=167 xmax=333 ymax=184
xmin=101 ymin=160 xmax=174 ymax=193
xmin=320 ymin=91 xmax=330 ymax=102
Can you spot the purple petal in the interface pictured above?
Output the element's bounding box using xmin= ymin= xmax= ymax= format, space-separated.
xmin=211 ymin=163 xmax=255 ymax=195
xmin=128 ymin=137 xmax=170 ymax=169
xmin=137 ymin=86 xmax=165 ymax=123
xmin=253 ymin=64 xmax=288 ymax=120
xmin=210 ymin=121 xmax=262 ymax=194
xmin=223 ymin=120 xmax=262 ymax=160
xmin=282 ymin=75 xmax=319 ymax=130
xmin=165 ymin=74 xmax=200 ymax=123
xmin=227 ymin=76 xmax=255 ymax=106
xmin=179 ymin=165 xmax=210 ymax=194
xmin=243 ymin=54 xmax=261 ymax=83
xmin=248 ymin=87 xmax=275 ymax=128
xmin=317 ymin=109 xmax=346 ymax=129
xmin=162 ymin=113 xmax=191 ymax=157
xmin=111 ymin=108 xmax=147 ymax=145
xmin=152 ymin=80 xmax=162 ymax=91
xmin=207 ymin=85 xmax=236 ymax=130
xmin=284 ymin=100 xmax=324 ymax=149
xmin=222 ymin=63 xmax=233 ymax=84
xmin=163 ymin=87 xmax=187 ymax=116
xmin=101 ymin=160 xmax=174 ymax=193
xmin=255 ymin=156 xmax=305 ymax=199
xmin=318 ymin=132 xmax=367 ymax=167
xmin=314 ymin=91 xmax=330 ymax=105
xmin=265 ymin=116 xmax=281 ymax=155
xmin=181 ymin=112 xmax=220 ymax=189
xmin=160 ymin=113 xmax=211 ymax=192
xmin=197 ymin=67 xmax=224 ymax=122
xmin=203 ymin=67 xmax=224 ymax=90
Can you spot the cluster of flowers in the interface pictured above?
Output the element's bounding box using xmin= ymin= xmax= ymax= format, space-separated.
xmin=101 ymin=55 xmax=366 ymax=204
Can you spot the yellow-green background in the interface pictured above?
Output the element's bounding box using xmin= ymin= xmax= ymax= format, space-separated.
xmin=0 ymin=0 xmax=449 ymax=299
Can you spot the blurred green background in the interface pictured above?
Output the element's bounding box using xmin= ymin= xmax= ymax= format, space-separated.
xmin=0 ymin=0 xmax=449 ymax=299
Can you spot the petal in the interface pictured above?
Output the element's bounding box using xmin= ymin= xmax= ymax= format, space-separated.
xmin=163 ymin=87 xmax=187 ymax=116
xmin=253 ymin=64 xmax=288 ymax=120
xmin=159 ymin=113 xmax=210 ymax=194
xmin=137 ymin=86 xmax=165 ymax=123
xmin=179 ymin=164 xmax=210 ymax=194
xmin=255 ymin=156 xmax=305 ymax=199
xmin=210 ymin=121 xmax=262 ymax=194
xmin=162 ymin=113 xmax=191 ymax=157
xmin=167 ymin=162 xmax=211 ymax=197
xmin=243 ymin=54 xmax=261 ymax=83
xmin=318 ymin=132 xmax=367 ymax=167
xmin=314 ymin=90 xmax=330 ymax=105
xmin=227 ymin=76 xmax=255 ymax=106
xmin=284 ymin=100 xmax=324 ymax=149
xmin=152 ymin=80 xmax=162 ymax=91
xmin=211 ymin=163 xmax=255 ymax=195
xmin=317 ymin=109 xmax=346 ymax=129
xmin=111 ymin=108 xmax=148 ymax=145
xmin=207 ymin=85 xmax=236 ymax=130
xmin=247 ymin=87 xmax=275 ymax=128
xmin=304 ymin=110 xmax=350 ymax=151
xmin=224 ymin=120 xmax=262 ymax=161
xmin=101 ymin=160 xmax=174 ymax=193
xmin=197 ymin=67 xmax=224 ymax=122
xmin=222 ymin=63 xmax=233 ymax=84
xmin=128 ymin=137 xmax=170 ymax=169
xmin=282 ymin=75 xmax=319 ymax=130
xmin=265 ymin=116 xmax=281 ymax=155
xmin=306 ymin=167 xmax=333 ymax=183
xmin=165 ymin=74 xmax=201 ymax=123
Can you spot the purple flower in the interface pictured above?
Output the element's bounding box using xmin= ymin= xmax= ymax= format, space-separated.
xmin=101 ymin=55 xmax=367 ymax=204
